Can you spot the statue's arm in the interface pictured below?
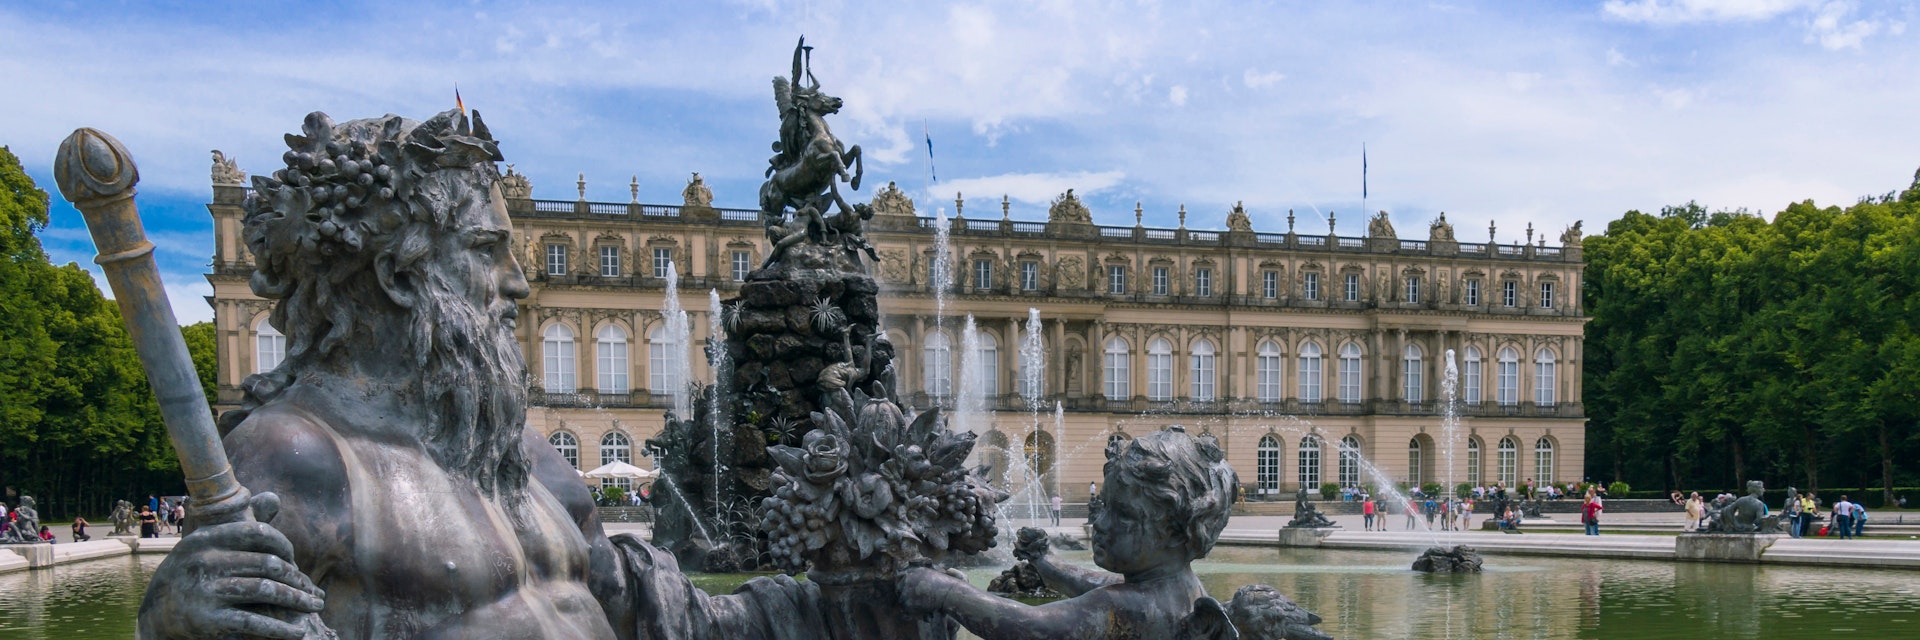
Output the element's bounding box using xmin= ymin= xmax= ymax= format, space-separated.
xmin=901 ymin=568 xmax=1100 ymax=640
xmin=532 ymin=431 xmax=822 ymax=640
xmin=1029 ymin=555 xmax=1120 ymax=598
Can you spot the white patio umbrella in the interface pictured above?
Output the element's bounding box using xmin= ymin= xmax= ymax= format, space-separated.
xmin=582 ymin=460 xmax=657 ymax=479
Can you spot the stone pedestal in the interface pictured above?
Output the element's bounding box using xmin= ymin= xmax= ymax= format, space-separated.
xmin=1277 ymin=527 xmax=1334 ymax=547
xmin=3 ymin=543 xmax=54 ymax=568
xmin=1676 ymin=533 xmax=1783 ymax=564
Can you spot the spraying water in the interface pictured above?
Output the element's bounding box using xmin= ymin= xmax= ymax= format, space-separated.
xmin=931 ymin=208 xmax=952 ymax=366
xmin=661 ymin=262 xmax=692 ymax=418
xmin=1442 ymin=349 xmax=1459 ymax=501
xmin=709 ymin=289 xmax=733 ymax=527
xmin=954 ymin=315 xmax=989 ymax=436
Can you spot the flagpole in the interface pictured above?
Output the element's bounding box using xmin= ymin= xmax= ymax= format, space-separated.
xmin=1362 ymin=143 xmax=1368 ymax=219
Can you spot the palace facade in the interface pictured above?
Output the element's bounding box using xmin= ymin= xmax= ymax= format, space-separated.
xmin=205 ymin=169 xmax=1589 ymax=500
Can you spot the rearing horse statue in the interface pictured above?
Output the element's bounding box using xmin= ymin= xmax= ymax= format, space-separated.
xmin=760 ymin=37 xmax=865 ymax=268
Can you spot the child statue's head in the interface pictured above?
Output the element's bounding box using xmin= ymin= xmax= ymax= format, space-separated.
xmin=1089 ymin=427 xmax=1240 ymax=573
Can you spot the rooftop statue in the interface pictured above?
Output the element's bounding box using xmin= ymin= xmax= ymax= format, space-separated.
xmin=1367 ymin=211 xmax=1395 ymax=239
xmin=684 ymin=172 xmax=713 ymax=208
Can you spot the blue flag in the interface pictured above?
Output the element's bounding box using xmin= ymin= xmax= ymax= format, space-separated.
xmin=925 ymin=123 xmax=937 ymax=184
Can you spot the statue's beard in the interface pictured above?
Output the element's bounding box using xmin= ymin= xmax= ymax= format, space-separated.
xmin=410 ymin=286 xmax=530 ymax=502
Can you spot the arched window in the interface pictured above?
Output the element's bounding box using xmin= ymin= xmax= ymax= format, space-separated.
xmin=648 ymin=325 xmax=683 ymax=396
xmin=1103 ymin=338 xmax=1131 ymax=399
xmin=1497 ymin=436 xmax=1518 ymax=485
xmin=1147 ymin=338 xmax=1173 ymax=401
xmin=1297 ymin=435 xmax=1322 ymax=488
xmin=549 ymin=432 xmax=579 ymax=469
xmin=600 ymin=432 xmax=633 ymax=490
xmin=1256 ymin=341 xmax=1283 ymax=403
xmin=1256 ymin=436 xmax=1281 ymax=493
xmin=1298 ymin=342 xmax=1323 ymax=402
xmin=1497 ymin=347 xmax=1520 ymax=406
xmin=1535 ymin=437 xmax=1555 ymax=484
xmin=975 ymin=331 xmax=1001 ymax=398
xmin=1534 ymin=349 xmax=1557 ymax=406
xmin=543 ymin=324 xmax=577 ymax=393
xmin=1338 ymin=435 xmax=1361 ymax=488
xmin=1338 ymin=343 xmax=1363 ymax=404
xmin=1463 ymin=346 xmax=1483 ymax=405
xmin=596 ymin=325 xmax=629 ymax=394
xmin=1467 ymin=437 xmax=1483 ymax=485
xmin=1024 ymin=430 xmax=1056 ymax=477
xmin=1407 ymin=438 xmax=1424 ymax=487
xmin=1189 ymin=338 xmax=1216 ymax=401
xmin=1403 ymin=344 xmax=1424 ymax=403
xmin=255 ymin=317 xmax=285 ymax=373
xmin=923 ymin=331 xmax=952 ymax=398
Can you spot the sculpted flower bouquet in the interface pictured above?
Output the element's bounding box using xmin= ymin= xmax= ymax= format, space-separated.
xmin=760 ymin=388 xmax=1005 ymax=577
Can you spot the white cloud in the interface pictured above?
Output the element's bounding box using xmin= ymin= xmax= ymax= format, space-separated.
xmin=1169 ymin=85 xmax=1188 ymax=106
xmin=932 ymin=171 xmax=1127 ymax=211
xmin=1243 ymin=68 xmax=1286 ymax=88
xmin=1606 ymin=47 xmax=1634 ymax=66
xmin=1805 ymin=1 xmax=1888 ymax=49
xmin=1506 ymin=72 xmax=1542 ymax=92
xmin=1602 ymin=0 xmax=1818 ymax=24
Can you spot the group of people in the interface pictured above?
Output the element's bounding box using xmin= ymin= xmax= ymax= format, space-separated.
xmin=135 ymin=495 xmax=187 ymax=539
xmin=1780 ymin=492 xmax=1868 ymax=539
xmin=1358 ymin=494 xmax=1478 ymax=531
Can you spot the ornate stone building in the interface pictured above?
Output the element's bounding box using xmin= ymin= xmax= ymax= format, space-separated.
xmin=207 ymin=171 xmax=1588 ymax=500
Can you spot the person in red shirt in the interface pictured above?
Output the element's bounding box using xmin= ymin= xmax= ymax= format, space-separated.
xmin=1362 ymin=497 xmax=1377 ymax=531
xmin=1582 ymin=490 xmax=1604 ymax=535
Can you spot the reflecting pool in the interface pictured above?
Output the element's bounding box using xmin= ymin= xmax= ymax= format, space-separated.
xmin=4 ymin=547 xmax=1916 ymax=639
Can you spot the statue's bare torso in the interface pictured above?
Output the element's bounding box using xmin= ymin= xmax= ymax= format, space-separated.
xmin=226 ymin=382 xmax=620 ymax=639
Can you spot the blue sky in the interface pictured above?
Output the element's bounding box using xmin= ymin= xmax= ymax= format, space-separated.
xmin=3 ymin=0 xmax=1917 ymax=323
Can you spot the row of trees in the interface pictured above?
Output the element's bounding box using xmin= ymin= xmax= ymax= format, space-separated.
xmin=1583 ymin=171 xmax=1920 ymax=505
xmin=0 ymin=147 xmax=198 ymax=520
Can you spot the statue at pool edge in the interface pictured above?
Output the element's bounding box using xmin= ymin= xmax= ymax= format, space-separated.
xmin=137 ymin=108 xmax=846 ymax=640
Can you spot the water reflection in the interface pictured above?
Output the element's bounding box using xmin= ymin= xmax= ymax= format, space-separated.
xmin=4 ymin=548 xmax=1916 ymax=639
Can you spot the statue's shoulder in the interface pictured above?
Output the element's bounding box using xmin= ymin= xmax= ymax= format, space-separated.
xmin=224 ymin=401 xmax=351 ymax=494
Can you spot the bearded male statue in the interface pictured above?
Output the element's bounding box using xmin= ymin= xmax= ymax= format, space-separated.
xmin=138 ymin=110 xmax=826 ymax=640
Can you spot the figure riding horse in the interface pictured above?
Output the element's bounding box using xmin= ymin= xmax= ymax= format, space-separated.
xmin=760 ymin=37 xmax=868 ymax=268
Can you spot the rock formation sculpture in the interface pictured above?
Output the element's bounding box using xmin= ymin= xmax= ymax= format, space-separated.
xmin=1412 ymin=545 xmax=1484 ymax=573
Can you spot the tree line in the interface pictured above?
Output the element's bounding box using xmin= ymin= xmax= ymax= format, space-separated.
xmin=1584 ymin=170 xmax=1920 ymax=506
xmin=0 ymin=146 xmax=202 ymax=520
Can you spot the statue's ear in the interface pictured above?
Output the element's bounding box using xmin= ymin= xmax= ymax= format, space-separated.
xmin=375 ymin=252 xmax=421 ymax=310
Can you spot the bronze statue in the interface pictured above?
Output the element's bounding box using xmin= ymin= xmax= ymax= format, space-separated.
xmin=125 ymin=109 xmax=828 ymax=639
xmin=759 ymin=37 xmax=868 ymax=268
xmin=111 ymin=499 xmax=136 ymax=536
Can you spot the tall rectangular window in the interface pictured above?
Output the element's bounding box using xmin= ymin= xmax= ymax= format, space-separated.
xmin=731 ymin=251 xmax=750 ymax=282
xmin=1503 ymin=281 xmax=1517 ymax=307
xmin=1405 ymin=277 xmax=1420 ymax=304
xmin=1256 ymin=344 xmax=1282 ymax=403
xmin=599 ymin=245 xmax=621 ymax=278
xmin=1195 ymin=268 xmax=1212 ymax=297
xmin=1345 ymin=273 xmax=1359 ymax=301
xmin=1298 ymin=347 xmax=1323 ymax=402
xmin=1338 ymin=347 xmax=1362 ymax=404
xmin=1109 ymin=266 xmax=1127 ymax=294
xmin=1152 ymin=267 xmax=1169 ymax=296
xmin=1464 ymin=355 xmax=1482 ymax=404
xmin=1020 ymin=261 xmax=1038 ymax=291
xmin=546 ymin=244 xmax=568 ymax=276
xmin=652 ymin=247 xmax=673 ymax=278
xmin=1262 ymin=271 xmax=1278 ymax=299
xmin=1540 ymin=282 xmax=1556 ymax=308
xmin=973 ymin=259 xmax=993 ymax=290
xmin=1190 ymin=343 xmax=1216 ymax=401
xmin=1103 ymin=342 xmax=1130 ymax=399
xmin=1303 ymin=273 xmax=1320 ymax=301
xmin=1466 ymin=279 xmax=1481 ymax=306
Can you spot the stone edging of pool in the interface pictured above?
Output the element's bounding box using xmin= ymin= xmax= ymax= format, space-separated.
xmin=0 ymin=536 xmax=179 ymax=573
xmin=1210 ymin=528 xmax=1920 ymax=570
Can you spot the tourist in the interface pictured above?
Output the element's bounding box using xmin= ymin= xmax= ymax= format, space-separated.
xmin=172 ymin=501 xmax=186 ymax=535
xmin=1853 ymin=504 xmax=1867 ymax=537
xmin=137 ymin=505 xmax=159 ymax=539
xmin=1405 ymin=498 xmax=1418 ymax=530
xmin=1050 ymin=494 xmax=1062 ymax=526
xmin=1462 ymin=498 xmax=1474 ymax=530
xmin=1683 ymin=492 xmax=1704 ymax=532
xmin=1799 ymin=492 xmax=1818 ymax=538
xmin=1783 ymin=491 xmax=1803 ymax=537
xmin=39 ymin=525 xmax=54 ymax=543
xmin=1088 ymin=481 xmax=1097 ymax=500
xmin=1832 ymin=495 xmax=1855 ymax=539
xmin=1582 ymin=490 xmax=1603 ymax=536
xmin=147 ymin=494 xmax=158 ymax=514
xmin=1424 ymin=497 xmax=1438 ymax=530
xmin=71 ymin=516 xmax=90 ymax=542
xmin=1362 ymin=496 xmax=1376 ymax=531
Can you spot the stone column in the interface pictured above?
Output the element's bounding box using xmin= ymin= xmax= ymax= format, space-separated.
xmin=1051 ymin=318 xmax=1066 ymax=402
xmin=905 ymin=316 xmax=924 ymax=397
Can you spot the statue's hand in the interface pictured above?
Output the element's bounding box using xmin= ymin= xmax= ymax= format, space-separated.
xmin=897 ymin=566 xmax=968 ymax=614
xmin=1012 ymin=526 xmax=1051 ymax=562
xmin=138 ymin=492 xmax=326 ymax=640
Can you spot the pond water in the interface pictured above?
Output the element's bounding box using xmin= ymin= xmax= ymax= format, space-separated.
xmin=3 ymin=547 xmax=1915 ymax=639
